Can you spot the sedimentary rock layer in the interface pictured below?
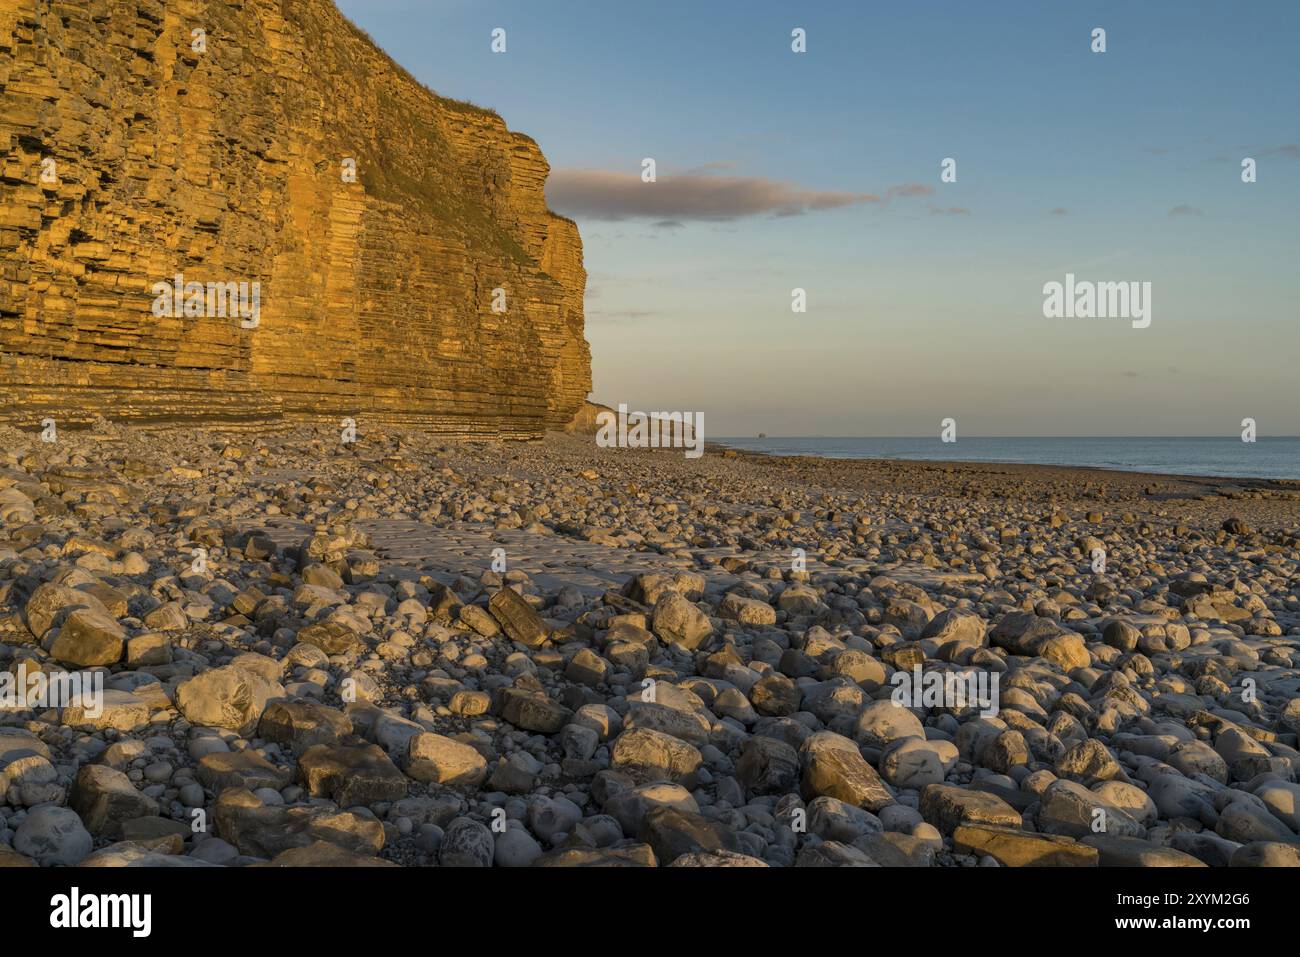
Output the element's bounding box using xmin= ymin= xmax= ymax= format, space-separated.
xmin=0 ymin=0 xmax=590 ymax=434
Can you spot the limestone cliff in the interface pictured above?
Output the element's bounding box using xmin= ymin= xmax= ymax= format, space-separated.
xmin=0 ymin=0 xmax=591 ymax=435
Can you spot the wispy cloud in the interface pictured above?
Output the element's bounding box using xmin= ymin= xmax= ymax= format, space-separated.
xmin=546 ymin=167 xmax=929 ymax=222
xmin=1259 ymin=143 xmax=1300 ymax=160
xmin=1208 ymin=143 xmax=1298 ymax=164
xmin=886 ymin=182 xmax=933 ymax=200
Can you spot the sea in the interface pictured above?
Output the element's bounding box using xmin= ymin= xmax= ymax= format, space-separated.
xmin=714 ymin=436 xmax=1300 ymax=481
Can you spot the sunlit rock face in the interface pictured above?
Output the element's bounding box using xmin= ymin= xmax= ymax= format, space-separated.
xmin=0 ymin=0 xmax=590 ymax=435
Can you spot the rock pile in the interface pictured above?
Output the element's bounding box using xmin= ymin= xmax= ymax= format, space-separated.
xmin=0 ymin=424 xmax=1298 ymax=867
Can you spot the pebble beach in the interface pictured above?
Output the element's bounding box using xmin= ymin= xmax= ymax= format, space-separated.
xmin=2 ymin=420 xmax=1299 ymax=868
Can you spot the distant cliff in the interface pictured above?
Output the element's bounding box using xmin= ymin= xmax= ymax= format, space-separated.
xmin=0 ymin=0 xmax=591 ymax=435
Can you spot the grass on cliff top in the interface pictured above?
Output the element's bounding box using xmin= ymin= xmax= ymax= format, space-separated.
xmin=338 ymin=16 xmax=501 ymax=119
xmin=331 ymin=10 xmax=535 ymax=267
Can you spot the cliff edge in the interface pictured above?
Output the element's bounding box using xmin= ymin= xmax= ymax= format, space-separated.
xmin=0 ymin=0 xmax=591 ymax=435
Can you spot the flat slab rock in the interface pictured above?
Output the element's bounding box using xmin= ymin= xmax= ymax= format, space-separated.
xmin=297 ymin=744 xmax=408 ymax=807
xmin=953 ymin=824 xmax=1099 ymax=867
xmin=920 ymin=784 xmax=1024 ymax=834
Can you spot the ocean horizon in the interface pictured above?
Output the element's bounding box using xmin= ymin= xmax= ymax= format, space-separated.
xmin=715 ymin=435 xmax=1300 ymax=481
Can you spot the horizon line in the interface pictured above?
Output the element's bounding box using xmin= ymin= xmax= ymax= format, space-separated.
xmin=713 ymin=434 xmax=1300 ymax=440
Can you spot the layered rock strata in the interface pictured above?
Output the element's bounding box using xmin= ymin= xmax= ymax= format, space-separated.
xmin=0 ymin=0 xmax=590 ymax=434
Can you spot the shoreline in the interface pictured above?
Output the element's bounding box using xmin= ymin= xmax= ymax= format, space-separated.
xmin=704 ymin=439 xmax=1300 ymax=491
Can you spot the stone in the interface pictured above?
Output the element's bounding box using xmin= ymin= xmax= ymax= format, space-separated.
xmin=142 ymin=601 xmax=189 ymax=632
xmin=258 ymin=700 xmax=352 ymax=750
xmin=62 ymin=690 xmax=151 ymax=732
xmin=1056 ymin=738 xmax=1124 ymax=782
xmin=1230 ymin=842 xmax=1300 ymax=867
xmin=498 ymin=688 xmax=572 ymax=733
xmin=489 ymin=752 xmax=539 ymax=795
xmin=669 ymin=849 xmax=769 ymax=867
xmin=565 ymin=647 xmax=610 ymax=686
xmin=175 ymin=665 xmax=285 ymax=737
xmin=198 ymin=750 xmax=293 ymax=792
xmin=527 ymin=795 xmax=583 ymax=845
xmin=22 ymin=583 xmax=109 ymax=641
xmin=610 ymin=728 xmax=703 ymax=786
xmin=880 ymin=736 xmax=958 ymax=789
xmin=406 ymin=733 xmax=488 ymax=788
xmin=804 ymin=681 xmax=869 ymax=727
xmin=922 ymin=609 xmax=987 ymax=658
xmin=534 ymin=844 xmax=657 ymax=867
xmin=262 ymin=842 xmax=397 ymax=867
xmin=69 ymin=764 xmax=159 ymax=836
xmin=920 ymin=783 xmax=1022 ymax=834
xmin=852 ymin=832 xmax=936 ymax=867
xmin=778 ymin=584 xmax=822 ymax=616
xmin=0 ymin=846 xmax=36 ymax=867
xmin=637 ymin=805 xmax=743 ymax=864
xmin=119 ymin=817 xmax=192 ymax=846
xmin=854 ymin=700 xmax=925 ymax=750
xmin=213 ymin=789 xmax=384 ymax=857
xmin=623 ymin=700 xmax=711 ymax=745
xmin=488 ymin=588 xmax=550 ymax=647
xmin=494 ymin=825 xmax=544 ymax=867
xmin=1037 ymin=633 xmax=1090 ymax=672
xmin=449 ymin=691 xmax=492 ymax=717
xmin=800 ymin=731 xmax=895 ymax=812
xmin=1092 ymin=781 xmax=1158 ymax=826
xmin=13 ymin=806 xmax=93 ymax=866
xmin=298 ymin=744 xmax=408 ymax=807
xmin=1081 ymin=835 xmax=1207 ymax=867
xmin=48 ymin=607 xmax=125 ymax=667
xmin=807 ymin=796 xmax=882 ymax=842
xmin=1036 ymin=780 xmax=1146 ymax=839
xmin=297 ymin=620 xmax=364 ymax=656
xmin=1254 ymin=781 xmax=1300 ymax=832
xmin=604 ymin=782 xmax=699 ymax=835
xmin=953 ymin=824 xmax=1098 ymax=866
xmin=81 ymin=844 xmax=215 ymax=867
xmin=795 ymin=841 xmax=879 ymax=867
xmin=737 ymin=735 xmax=801 ymax=794
xmin=460 ymin=604 xmax=501 ymax=638
xmin=126 ymin=633 xmax=172 ymax=666
xmin=718 ymin=592 xmax=777 ymax=626
xmin=750 ymin=674 xmax=803 ymax=716
xmin=1169 ymin=740 xmax=1230 ymax=783
xmin=990 ymin=612 xmax=1065 ymax=656
xmin=622 ymin=571 xmax=704 ymax=605
xmin=1215 ymin=799 xmax=1298 ymax=845
xmin=651 ymin=592 xmax=713 ymax=649
xmin=439 ymin=817 xmax=494 ymax=867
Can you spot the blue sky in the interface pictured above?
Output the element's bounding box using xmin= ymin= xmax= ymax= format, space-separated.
xmin=336 ymin=0 xmax=1299 ymax=436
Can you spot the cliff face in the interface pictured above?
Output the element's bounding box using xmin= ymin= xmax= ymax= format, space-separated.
xmin=0 ymin=0 xmax=590 ymax=434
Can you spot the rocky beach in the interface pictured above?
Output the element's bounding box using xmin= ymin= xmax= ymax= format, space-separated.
xmin=2 ymin=420 xmax=1298 ymax=869
xmin=2 ymin=0 xmax=1297 ymax=904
